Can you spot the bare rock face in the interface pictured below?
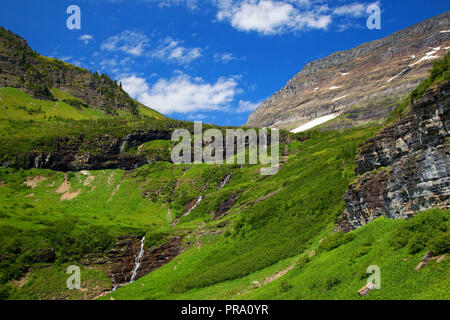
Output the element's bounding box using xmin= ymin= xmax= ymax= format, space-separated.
xmin=246 ymin=12 xmax=450 ymax=131
xmin=342 ymin=81 xmax=450 ymax=231
xmin=107 ymin=236 xmax=184 ymax=286
xmin=0 ymin=129 xmax=173 ymax=171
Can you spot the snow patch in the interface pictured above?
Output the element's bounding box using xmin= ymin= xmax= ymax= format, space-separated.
xmin=290 ymin=113 xmax=341 ymax=133
xmin=313 ymin=87 xmax=320 ymax=92
xmin=332 ymin=95 xmax=348 ymax=102
xmin=340 ymin=72 xmax=350 ymax=76
xmin=440 ymin=30 xmax=450 ymax=33
xmin=409 ymin=47 xmax=441 ymax=67
xmin=387 ymin=68 xmax=409 ymax=83
xmin=329 ymin=86 xmax=342 ymax=90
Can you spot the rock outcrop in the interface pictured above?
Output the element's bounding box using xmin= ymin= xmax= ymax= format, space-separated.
xmin=0 ymin=129 xmax=173 ymax=171
xmin=108 ymin=236 xmax=184 ymax=286
xmin=82 ymin=235 xmax=185 ymax=287
xmin=341 ymin=81 xmax=449 ymax=230
xmin=246 ymin=12 xmax=450 ymax=131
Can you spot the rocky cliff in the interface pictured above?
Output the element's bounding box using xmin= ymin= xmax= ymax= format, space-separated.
xmin=246 ymin=12 xmax=450 ymax=131
xmin=1 ymin=127 xmax=174 ymax=171
xmin=340 ymin=80 xmax=449 ymax=231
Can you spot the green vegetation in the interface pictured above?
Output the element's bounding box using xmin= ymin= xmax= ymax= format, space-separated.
xmin=0 ymin=26 xmax=166 ymax=119
xmin=0 ymin=29 xmax=448 ymax=301
xmin=0 ymin=87 xmax=108 ymax=121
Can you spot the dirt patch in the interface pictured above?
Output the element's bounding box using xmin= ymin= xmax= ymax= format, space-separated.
xmin=24 ymin=176 xmax=47 ymax=189
xmin=108 ymin=172 xmax=130 ymax=202
xmin=26 ymin=193 xmax=34 ymax=198
xmin=11 ymin=271 xmax=31 ymax=288
xmin=107 ymin=173 xmax=114 ymax=186
xmin=262 ymin=263 xmax=295 ymax=286
xmin=56 ymin=174 xmax=81 ymax=200
xmin=55 ymin=175 xmax=70 ymax=194
xmin=108 ymin=182 xmax=121 ymax=202
xmin=80 ymin=170 xmax=95 ymax=186
xmin=60 ymin=189 xmax=81 ymax=200
xmin=83 ymin=175 xmax=95 ymax=186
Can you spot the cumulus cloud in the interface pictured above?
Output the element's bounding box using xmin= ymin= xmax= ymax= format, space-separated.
xmin=216 ymin=0 xmax=332 ymax=35
xmin=151 ymin=38 xmax=202 ymax=64
xmin=213 ymin=1 xmax=379 ymax=35
xmin=78 ymin=34 xmax=94 ymax=45
xmin=120 ymin=73 xmax=239 ymax=114
xmin=101 ymin=31 xmax=202 ymax=64
xmin=101 ymin=30 xmax=150 ymax=56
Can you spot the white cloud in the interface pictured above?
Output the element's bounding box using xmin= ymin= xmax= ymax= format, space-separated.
xmin=151 ymin=38 xmax=202 ymax=64
xmin=187 ymin=113 xmax=208 ymax=120
xmin=237 ymin=99 xmax=261 ymax=113
xmin=214 ymin=52 xmax=237 ymax=63
xmin=120 ymin=73 xmax=239 ymax=114
xmin=101 ymin=30 xmax=150 ymax=56
xmin=332 ymin=2 xmax=366 ymax=17
xmin=156 ymin=0 xmax=199 ymax=10
xmin=216 ymin=0 xmax=332 ymax=35
xmin=78 ymin=34 xmax=94 ymax=45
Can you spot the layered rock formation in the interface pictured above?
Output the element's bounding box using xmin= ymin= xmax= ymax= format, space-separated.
xmin=108 ymin=236 xmax=184 ymax=286
xmin=1 ymin=128 xmax=173 ymax=171
xmin=246 ymin=12 xmax=450 ymax=131
xmin=82 ymin=235 xmax=185 ymax=287
xmin=341 ymin=80 xmax=449 ymax=231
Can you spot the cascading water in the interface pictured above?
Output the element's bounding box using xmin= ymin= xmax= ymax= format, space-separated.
xmin=130 ymin=236 xmax=145 ymax=282
xmin=185 ymin=196 xmax=203 ymax=216
xmin=217 ymin=173 xmax=231 ymax=190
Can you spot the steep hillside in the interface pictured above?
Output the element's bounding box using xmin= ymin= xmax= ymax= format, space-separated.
xmin=340 ymin=53 xmax=450 ymax=231
xmin=0 ymin=26 xmax=165 ymax=119
xmin=246 ymin=11 xmax=450 ymax=131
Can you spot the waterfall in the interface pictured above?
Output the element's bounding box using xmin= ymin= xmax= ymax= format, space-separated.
xmin=217 ymin=173 xmax=232 ymax=190
xmin=130 ymin=236 xmax=145 ymax=283
xmin=185 ymin=196 xmax=203 ymax=216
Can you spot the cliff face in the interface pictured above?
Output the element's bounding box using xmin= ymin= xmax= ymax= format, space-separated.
xmin=0 ymin=128 xmax=174 ymax=171
xmin=108 ymin=236 xmax=184 ymax=286
xmin=0 ymin=27 xmax=149 ymax=116
xmin=246 ymin=12 xmax=450 ymax=131
xmin=340 ymin=81 xmax=449 ymax=231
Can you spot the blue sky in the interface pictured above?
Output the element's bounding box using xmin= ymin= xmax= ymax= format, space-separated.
xmin=1 ymin=1 xmax=449 ymax=126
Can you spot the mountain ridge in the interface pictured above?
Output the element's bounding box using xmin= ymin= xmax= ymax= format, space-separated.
xmin=246 ymin=11 xmax=450 ymax=131
xmin=0 ymin=26 xmax=164 ymax=119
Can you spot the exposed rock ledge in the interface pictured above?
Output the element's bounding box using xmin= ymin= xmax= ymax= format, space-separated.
xmin=340 ymin=81 xmax=449 ymax=231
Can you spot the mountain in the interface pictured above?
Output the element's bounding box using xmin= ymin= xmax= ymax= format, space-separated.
xmin=0 ymin=26 xmax=165 ymax=120
xmin=246 ymin=12 xmax=450 ymax=131
xmin=0 ymin=26 xmax=448 ymax=301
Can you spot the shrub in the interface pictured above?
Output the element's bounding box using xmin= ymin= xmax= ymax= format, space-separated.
xmin=391 ymin=209 xmax=449 ymax=254
xmin=318 ymin=232 xmax=356 ymax=253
